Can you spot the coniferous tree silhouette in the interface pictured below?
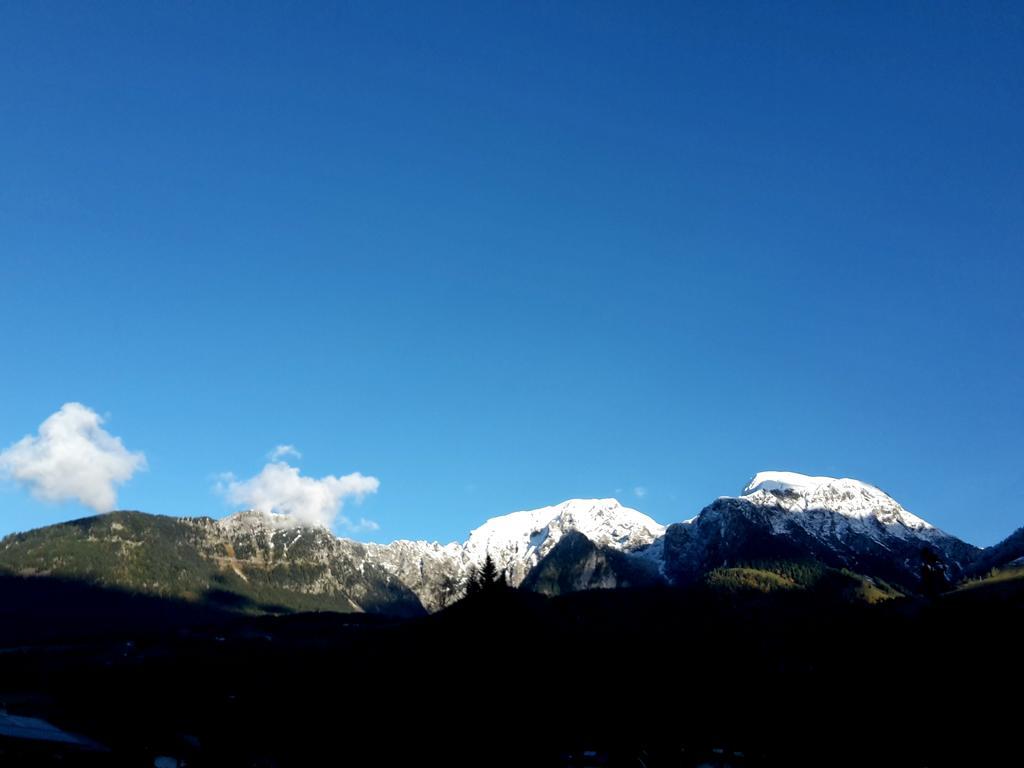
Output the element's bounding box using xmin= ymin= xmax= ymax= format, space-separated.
xmin=464 ymin=565 xmax=481 ymax=597
xmin=479 ymin=553 xmax=498 ymax=590
xmin=462 ymin=554 xmax=510 ymax=599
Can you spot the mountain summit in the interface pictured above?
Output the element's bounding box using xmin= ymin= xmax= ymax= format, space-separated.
xmin=464 ymin=498 xmax=665 ymax=577
xmin=663 ymin=471 xmax=978 ymax=588
xmin=741 ymin=471 xmax=937 ymax=531
xmin=362 ymin=498 xmax=664 ymax=610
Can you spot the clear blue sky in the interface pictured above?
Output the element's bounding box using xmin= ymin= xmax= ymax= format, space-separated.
xmin=1 ymin=2 xmax=1021 ymax=545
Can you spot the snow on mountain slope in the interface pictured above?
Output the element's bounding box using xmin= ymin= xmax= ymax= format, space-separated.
xmin=464 ymin=498 xmax=665 ymax=577
xmin=212 ymin=473 xmax=984 ymax=610
xmin=739 ymin=471 xmax=941 ymax=541
xmin=362 ymin=498 xmax=665 ymax=610
xmin=663 ymin=471 xmax=978 ymax=588
xmin=3 ymin=471 xmax=994 ymax=618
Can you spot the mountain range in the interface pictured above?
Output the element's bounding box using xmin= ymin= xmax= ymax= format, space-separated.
xmin=1 ymin=470 xmax=1020 ymax=616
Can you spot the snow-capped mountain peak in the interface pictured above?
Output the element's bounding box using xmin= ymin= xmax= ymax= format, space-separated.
xmin=659 ymin=470 xmax=980 ymax=589
xmin=739 ymin=471 xmax=934 ymax=532
xmin=743 ymin=471 xmax=853 ymax=497
xmin=464 ymin=497 xmax=665 ymax=567
xmin=361 ymin=498 xmax=668 ymax=611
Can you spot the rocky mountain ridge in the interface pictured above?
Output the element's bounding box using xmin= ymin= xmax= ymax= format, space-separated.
xmin=0 ymin=471 xmax=1015 ymax=614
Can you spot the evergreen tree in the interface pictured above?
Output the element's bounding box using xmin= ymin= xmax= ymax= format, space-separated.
xmin=461 ymin=554 xmax=512 ymax=600
xmin=464 ymin=565 xmax=481 ymax=597
xmin=479 ymin=553 xmax=498 ymax=590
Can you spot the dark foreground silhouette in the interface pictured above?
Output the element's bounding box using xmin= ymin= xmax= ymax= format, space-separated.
xmin=0 ymin=572 xmax=1021 ymax=767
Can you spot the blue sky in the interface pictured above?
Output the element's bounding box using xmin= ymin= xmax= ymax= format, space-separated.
xmin=0 ymin=2 xmax=1021 ymax=545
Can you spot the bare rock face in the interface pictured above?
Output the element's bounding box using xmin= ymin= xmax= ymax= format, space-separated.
xmin=358 ymin=539 xmax=468 ymax=612
xmin=519 ymin=531 xmax=663 ymax=596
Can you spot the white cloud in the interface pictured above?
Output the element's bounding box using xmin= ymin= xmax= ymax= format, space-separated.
xmin=220 ymin=459 xmax=379 ymax=529
xmin=268 ymin=444 xmax=302 ymax=461
xmin=633 ymin=486 xmax=648 ymax=499
xmin=0 ymin=402 xmax=146 ymax=512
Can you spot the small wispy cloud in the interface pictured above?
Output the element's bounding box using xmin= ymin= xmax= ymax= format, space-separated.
xmin=219 ymin=453 xmax=379 ymax=530
xmin=0 ymin=402 xmax=146 ymax=512
xmin=268 ymin=444 xmax=302 ymax=461
xmin=633 ymin=486 xmax=648 ymax=499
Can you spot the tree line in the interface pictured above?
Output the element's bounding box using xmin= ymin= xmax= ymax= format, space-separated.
xmin=436 ymin=553 xmax=511 ymax=608
xmin=464 ymin=553 xmax=509 ymax=596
